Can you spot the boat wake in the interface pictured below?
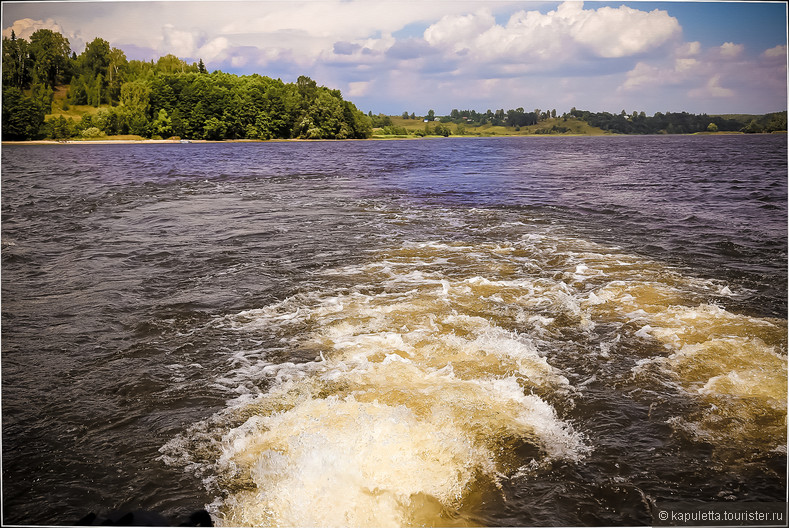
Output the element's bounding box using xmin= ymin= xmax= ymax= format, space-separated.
xmin=160 ymin=232 xmax=786 ymax=526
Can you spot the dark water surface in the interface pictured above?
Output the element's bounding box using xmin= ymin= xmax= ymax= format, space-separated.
xmin=2 ymin=135 xmax=786 ymax=526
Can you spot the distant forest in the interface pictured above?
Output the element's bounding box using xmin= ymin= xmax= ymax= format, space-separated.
xmin=2 ymin=28 xmax=787 ymax=141
xmin=405 ymin=107 xmax=787 ymax=135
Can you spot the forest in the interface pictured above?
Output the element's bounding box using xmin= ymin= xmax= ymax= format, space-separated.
xmin=2 ymin=28 xmax=787 ymax=141
xmin=1 ymin=29 xmax=372 ymax=141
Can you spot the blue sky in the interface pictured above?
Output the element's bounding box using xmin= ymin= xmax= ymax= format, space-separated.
xmin=2 ymin=1 xmax=786 ymax=115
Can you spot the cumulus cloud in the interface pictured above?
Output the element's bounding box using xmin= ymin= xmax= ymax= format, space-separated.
xmin=347 ymin=81 xmax=371 ymax=97
xmin=621 ymin=61 xmax=669 ymax=91
xmin=161 ymin=23 xmax=196 ymax=57
xmin=230 ymin=54 xmax=248 ymax=68
xmin=208 ymin=0 xmax=501 ymax=71
xmin=198 ymin=36 xmax=230 ymax=61
xmin=719 ymin=42 xmax=744 ymax=58
xmin=571 ymin=4 xmax=681 ymax=58
xmin=618 ymin=33 xmax=787 ymax=114
xmin=676 ymin=41 xmax=701 ymax=57
xmin=2 ymin=17 xmax=65 ymax=40
xmin=0 ymin=2 xmax=682 ymax=79
xmin=218 ymin=1 xmax=494 ymax=41
xmin=423 ymin=9 xmax=496 ymax=53
xmin=621 ymin=38 xmax=748 ymax=95
xmin=155 ymin=24 xmax=231 ymax=63
xmin=0 ymin=16 xmax=95 ymax=53
xmin=420 ymin=1 xmax=681 ymax=70
xmin=689 ymin=75 xmax=734 ymax=99
xmin=763 ymin=44 xmax=787 ymax=59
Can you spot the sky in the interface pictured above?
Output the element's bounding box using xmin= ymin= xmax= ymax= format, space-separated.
xmin=2 ymin=1 xmax=787 ymax=116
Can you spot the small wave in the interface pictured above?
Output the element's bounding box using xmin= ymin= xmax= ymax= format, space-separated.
xmin=590 ymin=280 xmax=787 ymax=456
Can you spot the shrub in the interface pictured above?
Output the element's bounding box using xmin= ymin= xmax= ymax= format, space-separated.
xmin=81 ymin=127 xmax=105 ymax=139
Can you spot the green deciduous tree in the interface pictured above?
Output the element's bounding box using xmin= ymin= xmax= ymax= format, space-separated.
xmin=30 ymin=82 xmax=54 ymax=113
xmin=28 ymin=29 xmax=71 ymax=88
xmin=764 ymin=112 xmax=787 ymax=132
xmin=2 ymin=86 xmax=46 ymax=139
xmin=106 ymin=47 xmax=128 ymax=104
xmin=151 ymin=109 xmax=173 ymax=138
xmin=742 ymin=119 xmax=763 ymax=134
xmin=156 ymin=54 xmax=192 ymax=74
xmin=81 ymin=37 xmax=111 ymax=77
xmin=67 ymin=74 xmax=90 ymax=105
xmin=2 ymin=31 xmax=32 ymax=89
xmin=88 ymin=73 xmax=104 ymax=107
xmin=46 ymin=115 xmax=77 ymax=139
xmin=120 ymin=79 xmax=151 ymax=114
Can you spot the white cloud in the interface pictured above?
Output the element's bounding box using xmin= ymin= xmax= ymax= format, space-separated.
xmin=0 ymin=2 xmax=683 ymax=78
xmin=622 ymin=39 xmax=741 ymax=95
xmin=419 ymin=1 xmax=681 ymax=74
xmin=230 ymin=54 xmax=248 ymax=68
xmin=219 ymin=1 xmax=504 ymax=41
xmin=719 ymin=42 xmax=744 ymax=59
xmin=675 ymin=57 xmax=698 ymax=73
xmin=198 ymin=37 xmax=230 ymax=62
xmin=689 ymin=75 xmax=734 ymax=99
xmin=209 ymin=0 xmax=510 ymax=70
xmin=347 ymin=81 xmax=371 ymax=97
xmin=763 ymin=44 xmax=787 ymax=59
xmin=0 ymin=16 xmax=94 ymax=53
xmin=676 ymin=41 xmax=701 ymax=57
xmin=2 ymin=17 xmax=64 ymax=40
xmin=161 ymin=23 xmax=197 ymax=57
xmin=619 ymin=35 xmax=787 ymax=112
xmin=621 ymin=61 xmax=670 ymax=91
xmin=571 ymin=4 xmax=681 ymax=58
xmin=423 ymin=10 xmax=496 ymax=53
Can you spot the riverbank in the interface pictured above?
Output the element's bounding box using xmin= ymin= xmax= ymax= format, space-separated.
xmin=5 ymin=130 xmax=775 ymax=146
xmin=1 ymin=137 xmax=280 ymax=145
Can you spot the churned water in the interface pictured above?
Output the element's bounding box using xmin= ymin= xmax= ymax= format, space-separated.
xmin=1 ymin=135 xmax=786 ymax=526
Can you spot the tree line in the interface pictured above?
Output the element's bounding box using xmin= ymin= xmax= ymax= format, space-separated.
xmin=396 ymin=107 xmax=549 ymax=128
xmin=2 ymin=29 xmax=371 ymax=140
xmin=566 ymin=108 xmax=786 ymax=135
xmin=420 ymin=106 xmax=786 ymax=134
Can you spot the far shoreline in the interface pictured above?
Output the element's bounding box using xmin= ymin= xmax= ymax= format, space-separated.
xmin=4 ymin=130 xmax=783 ymax=146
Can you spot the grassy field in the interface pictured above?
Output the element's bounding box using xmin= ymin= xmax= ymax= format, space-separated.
xmin=46 ymin=85 xmax=108 ymax=120
xmin=377 ymin=115 xmax=608 ymax=137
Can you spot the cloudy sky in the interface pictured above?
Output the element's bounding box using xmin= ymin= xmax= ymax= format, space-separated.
xmin=2 ymin=1 xmax=787 ymax=115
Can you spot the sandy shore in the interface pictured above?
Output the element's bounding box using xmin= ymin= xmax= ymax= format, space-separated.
xmin=2 ymin=135 xmax=598 ymax=146
xmin=2 ymin=139 xmax=209 ymax=145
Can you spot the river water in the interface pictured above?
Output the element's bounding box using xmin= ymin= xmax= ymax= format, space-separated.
xmin=1 ymin=135 xmax=786 ymax=526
